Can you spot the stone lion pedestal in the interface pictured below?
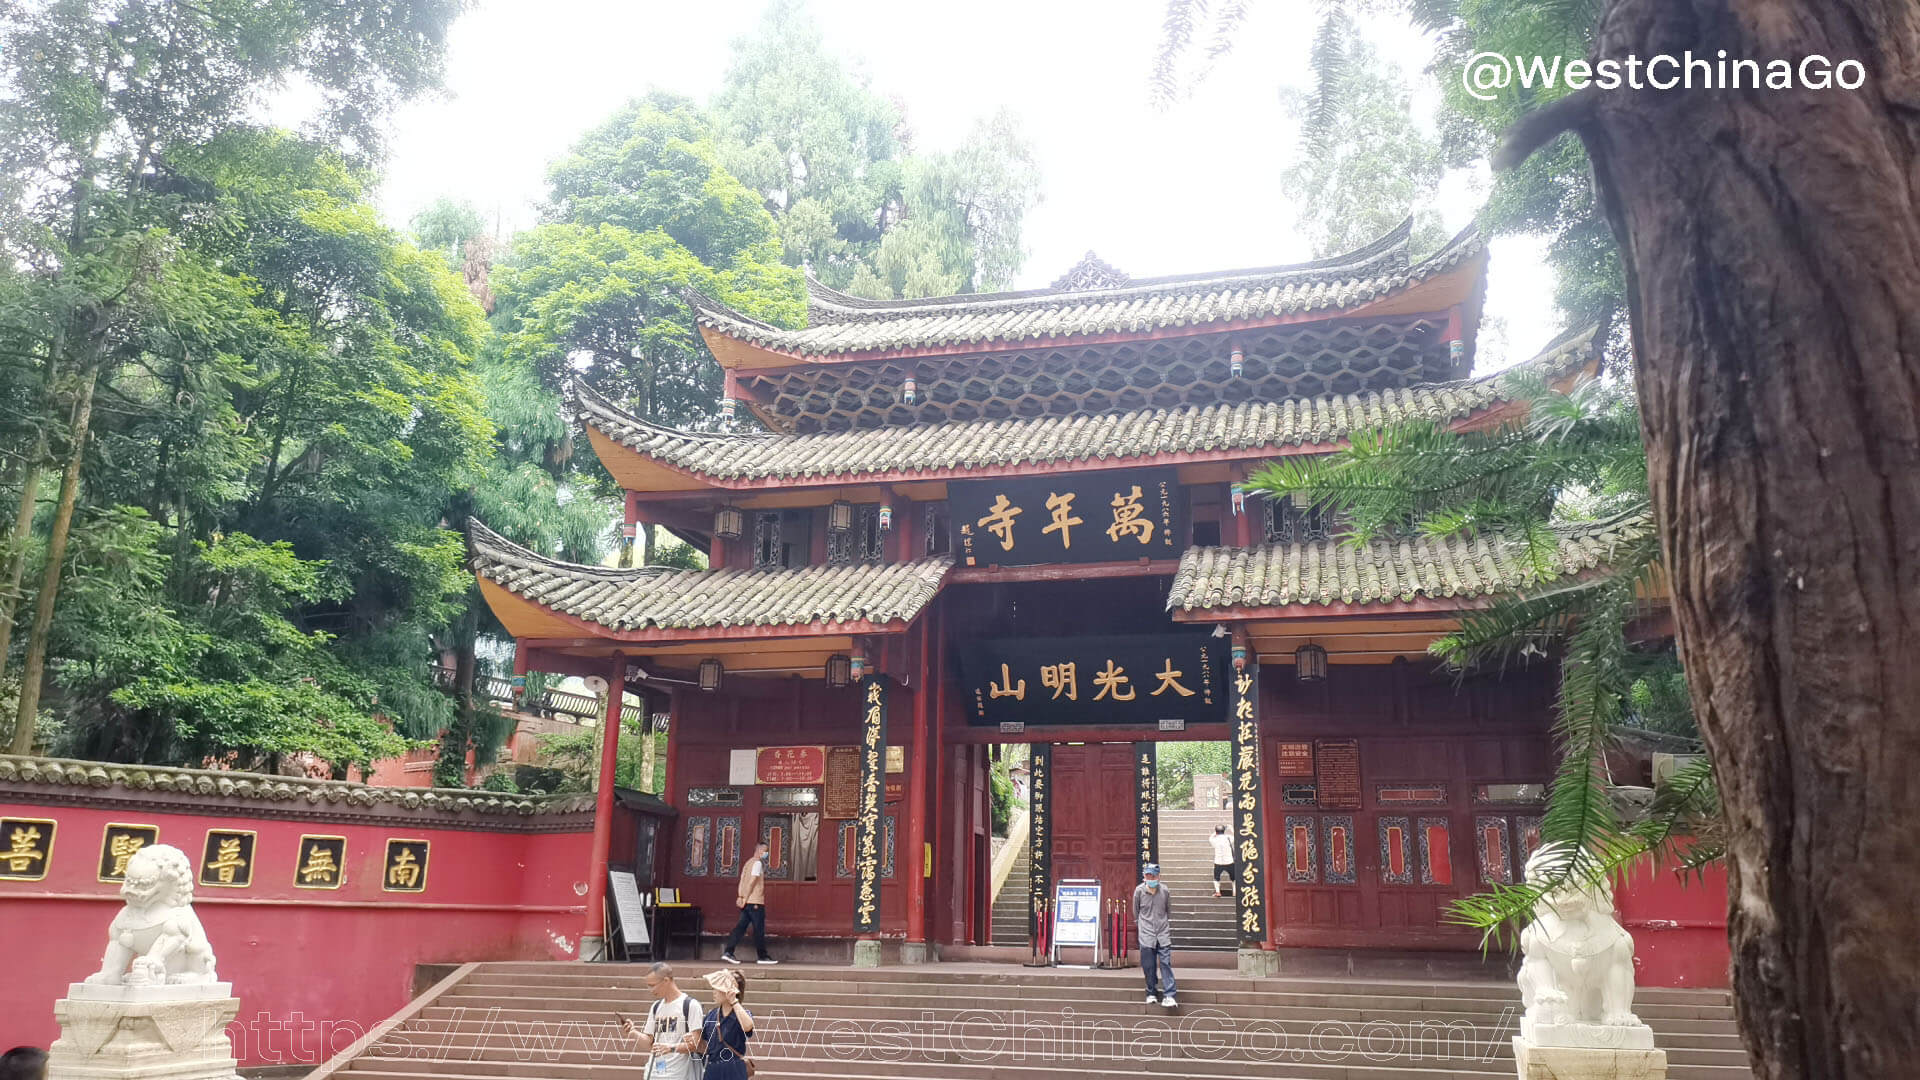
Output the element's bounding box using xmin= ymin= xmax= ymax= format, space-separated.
xmin=48 ymin=983 xmax=242 ymax=1080
xmin=46 ymin=844 xmax=242 ymax=1080
xmin=1511 ymin=844 xmax=1667 ymax=1080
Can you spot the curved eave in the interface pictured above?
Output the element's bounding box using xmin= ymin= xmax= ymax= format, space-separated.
xmin=697 ymin=247 xmax=1488 ymax=372
xmin=582 ymin=376 xmax=1564 ymax=496
xmin=798 ymin=217 xmax=1417 ymax=324
xmin=476 ymin=578 xmax=918 ymax=644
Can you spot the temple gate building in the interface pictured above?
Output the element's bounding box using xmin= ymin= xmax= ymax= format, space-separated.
xmin=469 ymin=220 xmax=1656 ymax=964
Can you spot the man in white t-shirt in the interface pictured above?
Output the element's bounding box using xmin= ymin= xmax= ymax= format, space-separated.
xmin=623 ymin=961 xmax=700 ymax=1079
xmin=1209 ymin=824 xmax=1235 ymax=898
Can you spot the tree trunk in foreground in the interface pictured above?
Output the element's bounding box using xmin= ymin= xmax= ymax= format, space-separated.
xmin=12 ymin=365 xmax=99 ymax=753
xmin=1572 ymin=3 xmax=1920 ymax=1076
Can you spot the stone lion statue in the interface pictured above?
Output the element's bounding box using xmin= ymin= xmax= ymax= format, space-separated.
xmin=84 ymin=844 xmax=219 ymax=987
xmin=1515 ymin=843 xmax=1640 ymax=1029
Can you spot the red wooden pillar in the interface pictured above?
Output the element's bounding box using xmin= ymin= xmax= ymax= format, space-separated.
xmin=662 ymin=687 xmax=681 ymax=805
xmin=903 ymin=616 xmax=933 ymax=956
xmin=1234 ymin=467 xmax=1255 ymax=548
xmin=581 ymin=651 xmax=625 ymax=956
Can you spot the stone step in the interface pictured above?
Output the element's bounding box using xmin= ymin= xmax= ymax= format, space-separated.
xmin=399 ymin=1012 xmax=1747 ymax=1052
xmin=428 ymin=990 xmax=1737 ymax=1027
xmin=335 ymin=1034 xmax=1749 ymax=1072
xmin=314 ymin=962 xmax=1751 ymax=1080
xmin=457 ymin=963 xmax=1735 ymax=1007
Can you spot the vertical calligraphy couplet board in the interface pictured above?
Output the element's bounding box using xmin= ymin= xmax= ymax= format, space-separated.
xmin=851 ymin=675 xmax=889 ymax=934
xmin=1028 ymin=742 xmax=1052 ymax=941
xmin=1133 ymin=742 xmax=1159 ymax=874
xmin=1231 ymin=664 xmax=1270 ymax=945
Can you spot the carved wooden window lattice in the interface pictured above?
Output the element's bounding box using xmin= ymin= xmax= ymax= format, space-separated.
xmin=924 ymin=503 xmax=951 ymax=556
xmin=827 ymin=506 xmax=887 ymax=566
xmin=753 ymin=512 xmax=782 ymax=569
xmin=1262 ymin=494 xmax=1335 ymax=544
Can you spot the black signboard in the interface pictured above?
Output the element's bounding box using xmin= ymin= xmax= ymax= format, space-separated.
xmin=1231 ymin=664 xmax=1269 ymax=944
xmin=1133 ymin=742 xmax=1159 ymax=873
xmin=951 ymin=467 xmax=1184 ymax=567
xmin=1028 ymin=743 xmax=1052 ymax=939
xmin=851 ymin=675 xmax=889 ymax=934
xmin=961 ymin=634 xmax=1226 ymax=727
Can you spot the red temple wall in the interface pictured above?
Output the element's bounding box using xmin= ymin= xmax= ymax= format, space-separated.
xmin=0 ymin=795 xmax=590 ymax=1067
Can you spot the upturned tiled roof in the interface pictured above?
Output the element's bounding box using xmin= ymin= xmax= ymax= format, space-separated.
xmin=688 ymin=221 xmax=1483 ymax=357
xmin=469 ymin=521 xmax=952 ymax=632
xmin=1166 ymin=512 xmax=1656 ymax=612
xmin=0 ymin=755 xmax=596 ymax=818
xmin=576 ymin=325 xmax=1596 ymax=485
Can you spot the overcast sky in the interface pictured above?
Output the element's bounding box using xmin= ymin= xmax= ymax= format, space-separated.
xmin=368 ymin=0 xmax=1559 ymax=368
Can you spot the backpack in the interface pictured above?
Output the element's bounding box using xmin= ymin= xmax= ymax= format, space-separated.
xmin=645 ymin=995 xmax=704 ymax=1078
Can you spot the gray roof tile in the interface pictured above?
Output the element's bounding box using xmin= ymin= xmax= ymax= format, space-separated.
xmin=578 ymin=324 xmax=1596 ymax=485
xmin=469 ymin=522 xmax=952 ymax=632
xmin=690 ymin=222 xmax=1482 ymax=357
xmin=1166 ymin=513 xmax=1656 ymax=611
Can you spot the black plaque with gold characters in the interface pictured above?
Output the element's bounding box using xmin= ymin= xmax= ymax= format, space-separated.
xmin=198 ymin=829 xmax=255 ymax=888
xmin=1230 ymin=664 xmax=1269 ymax=945
xmin=98 ymin=823 xmax=160 ymax=882
xmin=382 ymin=838 xmax=430 ymax=893
xmin=960 ymin=633 xmax=1225 ymax=727
xmin=851 ymin=675 xmax=888 ymax=934
xmin=294 ymin=835 xmax=348 ymax=889
xmin=951 ymin=467 xmax=1184 ymax=567
xmin=1027 ymin=742 xmax=1051 ymax=939
xmin=1132 ymin=742 xmax=1158 ymax=873
xmin=0 ymin=817 xmax=55 ymax=882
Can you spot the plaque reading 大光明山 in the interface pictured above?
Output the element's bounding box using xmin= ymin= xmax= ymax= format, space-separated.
xmin=950 ymin=467 xmax=1184 ymax=567
xmin=959 ymin=633 xmax=1225 ymax=726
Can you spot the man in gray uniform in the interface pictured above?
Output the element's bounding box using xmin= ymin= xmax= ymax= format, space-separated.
xmin=1133 ymin=862 xmax=1176 ymax=1008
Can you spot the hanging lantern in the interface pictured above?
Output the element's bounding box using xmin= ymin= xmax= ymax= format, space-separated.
xmin=697 ymin=658 xmax=724 ymax=692
xmin=903 ymin=373 xmax=918 ymax=405
xmin=825 ymin=654 xmax=853 ymax=688
xmin=713 ymin=504 xmax=745 ymax=540
xmin=877 ymin=503 xmax=893 ymax=531
xmin=1229 ymin=342 xmax=1245 ymax=379
xmin=720 ymin=396 xmax=737 ymax=423
xmin=1449 ymin=339 xmax=1465 ymax=364
xmin=828 ymin=499 xmax=855 ymax=534
xmin=1232 ymin=644 xmax=1249 ymax=672
xmin=1294 ymin=643 xmax=1328 ymax=683
xmin=620 ymin=521 xmax=638 ymax=539
xmin=1229 ymin=483 xmax=1247 ymax=516
xmin=850 ymin=655 xmax=868 ymax=681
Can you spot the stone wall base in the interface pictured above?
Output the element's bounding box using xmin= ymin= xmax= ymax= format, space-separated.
xmin=899 ymin=941 xmax=932 ymax=965
xmin=1237 ymin=948 xmax=1279 ymax=977
xmin=1513 ymin=1038 xmax=1668 ymax=1079
xmin=852 ymin=939 xmax=884 ymax=967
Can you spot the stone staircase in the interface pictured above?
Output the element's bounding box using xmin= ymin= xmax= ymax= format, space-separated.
xmin=991 ymin=809 xmax=1243 ymax=952
xmin=990 ymin=842 xmax=1031 ymax=947
xmin=309 ymin=961 xmax=1754 ymax=1080
xmin=1153 ymin=808 xmax=1240 ymax=952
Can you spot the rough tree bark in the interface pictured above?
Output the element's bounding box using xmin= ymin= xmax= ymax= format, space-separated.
xmin=12 ymin=363 xmax=101 ymax=751
xmin=1518 ymin=2 xmax=1920 ymax=1076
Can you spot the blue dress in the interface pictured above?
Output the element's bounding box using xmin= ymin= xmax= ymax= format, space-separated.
xmin=702 ymin=1006 xmax=752 ymax=1080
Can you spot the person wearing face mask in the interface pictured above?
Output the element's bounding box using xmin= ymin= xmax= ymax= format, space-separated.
xmin=1134 ymin=863 xmax=1177 ymax=1008
xmin=720 ymin=842 xmax=779 ymax=965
